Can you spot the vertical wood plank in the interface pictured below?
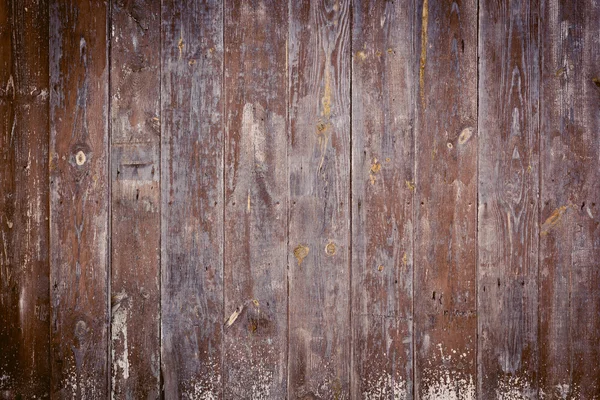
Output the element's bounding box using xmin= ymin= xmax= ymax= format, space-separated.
xmin=413 ymin=0 xmax=478 ymax=398
xmin=478 ymin=0 xmax=540 ymax=398
xmin=288 ymin=0 xmax=351 ymax=398
xmin=160 ymin=1 xmax=224 ymax=398
xmin=351 ymin=0 xmax=415 ymax=398
xmin=539 ymin=0 xmax=600 ymax=397
xmin=110 ymin=0 xmax=160 ymax=398
xmin=0 ymin=1 xmax=50 ymax=397
xmin=223 ymin=1 xmax=288 ymax=398
xmin=49 ymin=0 xmax=109 ymax=397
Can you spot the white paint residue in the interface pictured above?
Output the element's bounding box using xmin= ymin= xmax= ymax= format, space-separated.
xmin=363 ymin=372 xmax=408 ymax=399
xmin=421 ymin=368 xmax=475 ymax=400
xmin=183 ymin=357 xmax=221 ymax=400
xmin=111 ymin=291 xmax=130 ymax=394
xmin=242 ymin=103 xmax=267 ymax=164
xmin=495 ymin=375 xmax=535 ymax=399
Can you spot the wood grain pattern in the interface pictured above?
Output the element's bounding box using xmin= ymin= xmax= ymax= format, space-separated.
xmin=110 ymin=0 xmax=160 ymax=398
xmin=351 ymin=0 xmax=415 ymax=398
xmin=288 ymin=0 xmax=352 ymax=398
xmin=49 ymin=0 xmax=109 ymax=397
xmin=539 ymin=0 xmax=600 ymax=397
xmin=0 ymin=1 xmax=50 ymax=398
xmin=413 ymin=0 xmax=479 ymax=398
xmin=160 ymin=1 xmax=224 ymax=398
xmin=477 ymin=1 xmax=540 ymax=398
xmin=223 ymin=1 xmax=288 ymax=398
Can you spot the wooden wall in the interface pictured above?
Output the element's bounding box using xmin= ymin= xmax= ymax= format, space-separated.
xmin=1 ymin=0 xmax=599 ymax=399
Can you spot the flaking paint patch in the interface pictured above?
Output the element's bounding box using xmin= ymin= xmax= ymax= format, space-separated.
xmin=458 ymin=128 xmax=474 ymax=145
xmin=183 ymin=357 xmax=221 ymax=400
xmin=421 ymin=368 xmax=475 ymax=400
xmin=111 ymin=291 xmax=130 ymax=391
xmin=495 ymin=375 xmax=535 ymax=399
xmin=539 ymin=383 xmax=581 ymax=399
xmin=362 ymin=372 xmax=408 ymax=399
xmin=419 ymin=0 xmax=429 ymax=108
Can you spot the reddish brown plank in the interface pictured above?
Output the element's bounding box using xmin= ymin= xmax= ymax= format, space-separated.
xmin=223 ymin=1 xmax=288 ymax=398
xmin=49 ymin=0 xmax=109 ymax=397
xmin=110 ymin=0 xmax=161 ymax=398
xmin=413 ymin=0 xmax=478 ymax=397
xmin=351 ymin=0 xmax=415 ymax=398
xmin=288 ymin=0 xmax=352 ymax=398
xmin=477 ymin=1 xmax=540 ymax=398
xmin=160 ymin=1 xmax=224 ymax=398
xmin=0 ymin=1 xmax=50 ymax=397
xmin=539 ymin=0 xmax=600 ymax=397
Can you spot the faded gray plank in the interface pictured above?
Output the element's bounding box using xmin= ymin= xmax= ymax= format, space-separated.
xmin=223 ymin=0 xmax=288 ymax=398
xmin=288 ymin=0 xmax=352 ymax=398
xmin=49 ymin=0 xmax=109 ymax=397
xmin=160 ymin=0 xmax=224 ymax=398
xmin=351 ymin=0 xmax=415 ymax=398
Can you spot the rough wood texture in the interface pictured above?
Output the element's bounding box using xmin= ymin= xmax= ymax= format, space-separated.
xmin=351 ymin=0 xmax=415 ymax=398
xmin=160 ymin=1 xmax=224 ymax=398
xmin=0 ymin=1 xmax=50 ymax=398
xmin=223 ymin=1 xmax=288 ymax=398
xmin=110 ymin=0 xmax=160 ymax=398
xmin=49 ymin=0 xmax=109 ymax=397
xmin=413 ymin=0 xmax=479 ymax=398
xmin=477 ymin=1 xmax=540 ymax=398
xmin=539 ymin=0 xmax=600 ymax=397
xmin=288 ymin=0 xmax=352 ymax=398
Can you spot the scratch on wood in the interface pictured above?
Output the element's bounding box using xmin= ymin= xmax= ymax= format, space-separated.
xmin=419 ymin=0 xmax=429 ymax=108
xmin=541 ymin=205 xmax=573 ymax=235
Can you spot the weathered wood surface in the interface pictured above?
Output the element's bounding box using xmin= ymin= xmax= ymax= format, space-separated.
xmin=478 ymin=0 xmax=540 ymax=398
xmin=351 ymin=0 xmax=415 ymax=398
xmin=160 ymin=0 xmax=224 ymax=398
xmin=0 ymin=1 xmax=50 ymax=398
xmin=288 ymin=0 xmax=352 ymax=398
xmin=110 ymin=0 xmax=161 ymax=398
xmin=223 ymin=0 xmax=288 ymax=398
xmin=2 ymin=1 xmax=600 ymax=398
xmin=413 ymin=0 xmax=479 ymax=398
xmin=539 ymin=0 xmax=600 ymax=398
xmin=49 ymin=0 xmax=110 ymax=398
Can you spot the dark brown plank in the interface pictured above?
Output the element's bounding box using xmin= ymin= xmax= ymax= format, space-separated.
xmin=223 ymin=1 xmax=288 ymax=398
xmin=49 ymin=0 xmax=109 ymax=397
xmin=288 ymin=0 xmax=351 ymax=398
xmin=413 ymin=0 xmax=478 ymax=397
xmin=110 ymin=0 xmax=160 ymax=398
xmin=478 ymin=1 xmax=540 ymax=398
xmin=160 ymin=1 xmax=224 ymax=398
xmin=539 ymin=0 xmax=600 ymax=397
xmin=351 ymin=0 xmax=415 ymax=398
xmin=0 ymin=1 xmax=50 ymax=398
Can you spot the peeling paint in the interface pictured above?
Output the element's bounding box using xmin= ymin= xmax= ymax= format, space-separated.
xmin=363 ymin=372 xmax=407 ymax=399
xmin=458 ymin=127 xmax=474 ymax=145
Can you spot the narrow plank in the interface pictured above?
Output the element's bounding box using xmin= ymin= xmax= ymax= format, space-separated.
xmin=539 ymin=0 xmax=600 ymax=397
xmin=288 ymin=0 xmax=352 ymax=398
xmin=160 ymin=1 xmax=224 ymax=397
xmin=0 ymin=1 xmax=50 ymax=397
xmin=351 ymin=0 xmax=415 ymax=398
xmin=413 ymin=0 xmax=478 ymax=398
xmin=110 ymin=0 xmax=160 ymax=398
xmin=223 ymin=1 xmax=288 ymax=398
xmin=49 ymin=0 xmax=109 ymax=397
xmin=478 ymin=1 xmax=540 ymax=398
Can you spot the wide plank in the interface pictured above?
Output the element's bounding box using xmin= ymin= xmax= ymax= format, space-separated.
xmin=351 ymin=0 xmax=415 ymax=398
xmin=160 ymin=0 xmax=224 ymax=397
xmin=110 ymin=0 xmax=161 ymax=398
xmin=223 ymin=0 xmax=288 ymax=398
xmin=413 ymin=0 xmax=479 ymax=397
xmin=49 ymin=0 xmax=110 ymax=397
xmin=539 ymin=0 xmax=600 ymax=397
xmin=288 ymin=0 xmax=352 ymax=398
xmin=0 ymin=1 xmax=50 ymax=397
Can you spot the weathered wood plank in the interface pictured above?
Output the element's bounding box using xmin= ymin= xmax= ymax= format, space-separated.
xmin=288 ymin=0 xmax=351 ymax=398
xmin=413 ymin=0 xmax=478 ymax=397
xmin=477 ymin=1 xmax=540 ymax=398
xmin=49 ymin=0 xmax=109 ymax=397
xmin=0 ymin=1 xmax=50 ymax=398
xmin=223 ymin=1 xmax=288 ymax=398
xmin=110 ymin=0 xmax=161 ymax=398
xmin=539 ymin=0 xmax=600 ymax=397
xmin=160 ymin=1 xmax=224 ymax=398
xmin=351 ymin=0 xmax=415 ymax=398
